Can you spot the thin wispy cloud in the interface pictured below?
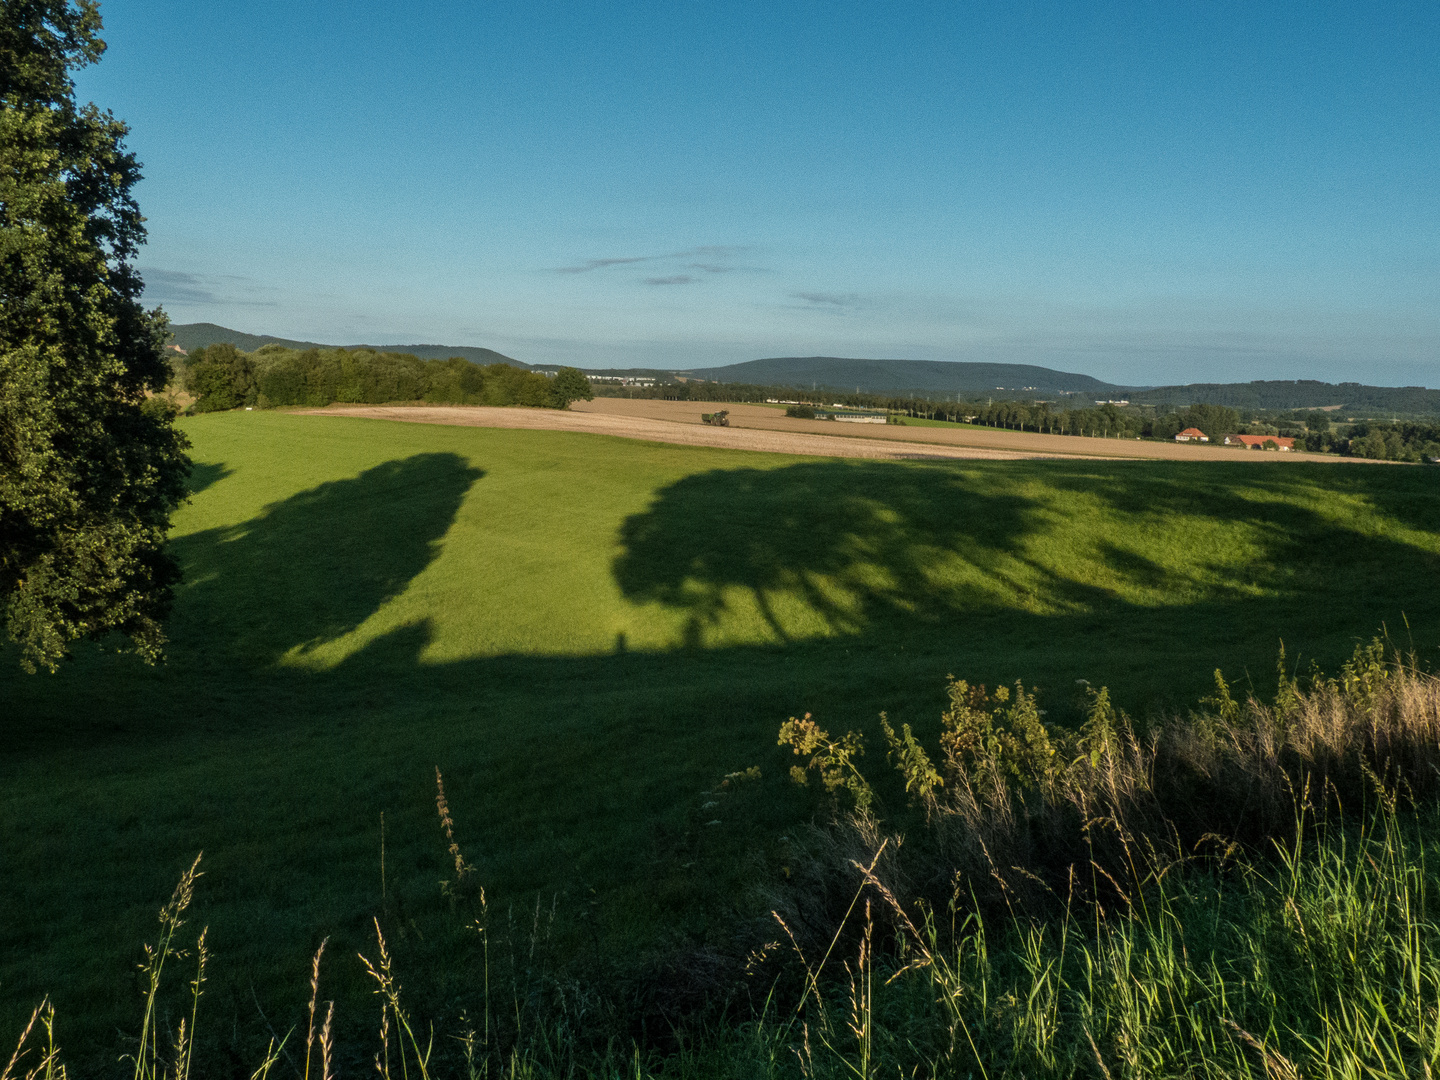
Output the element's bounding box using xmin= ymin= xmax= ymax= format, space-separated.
xmin=554 ymin=256 xmax=654 ymax=274
xmin=141 ymin=268 xmax=218 ymax=304
xmin=140 ymin=267 xmax=278 ymax=307
xmin=554 ymin=245 xmax=760 ymax=279
xmin=792 ymin=291 xmax=864 ymax=308
xmin=685 ymin=245 xmax=751 ymax=259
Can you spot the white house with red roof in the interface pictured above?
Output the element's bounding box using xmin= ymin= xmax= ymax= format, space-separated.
xmin=1174 ymin=427 xmax=1208 ymax=443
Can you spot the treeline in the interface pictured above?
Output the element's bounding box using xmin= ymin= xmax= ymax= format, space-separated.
xmin=968 ymin=400 xmax=1250 ymax=441
xmin=597 ymin=379 xmax=992 ymax=417
xmin=966 ymin=398 xmax=1146 ymax=437
xmin=175 ymin=344 xmax=592 ymax=412
xmin=1344 ymin=420 xmax=1440 ymax=463
xmin=604 ymin=374 xmax=1440 ymax=419
xmin=946 ymin=401 xmax=1439 ymax=460
xmin=1128 ymin=378 xmax=1440 ymax=416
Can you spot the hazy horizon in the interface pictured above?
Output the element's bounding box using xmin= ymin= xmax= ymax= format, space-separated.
xmin=81 ymin=2 xmax=1439 ymax=388
xmin=163 ymin=321 xmax=1436 ymax=391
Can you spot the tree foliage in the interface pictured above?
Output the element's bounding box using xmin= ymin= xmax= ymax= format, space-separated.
xmin=1344 ymin=420 xmax=1440 ymax=463
xmin=1146 ymin=403 xmax=1241 ymax=441
xmin=549 ymin=366 xmax=593 ymax=408
xmin=175 ymin=344 xmax=591 ymax=412
xmin=1 ymin=0 xmax=190 ymax=670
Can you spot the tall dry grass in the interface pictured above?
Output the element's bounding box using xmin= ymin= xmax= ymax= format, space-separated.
xmin=778 ymin=638 xmax=1440 ymax=927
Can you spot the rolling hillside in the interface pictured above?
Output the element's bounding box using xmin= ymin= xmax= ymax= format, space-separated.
xmin=169 ymin=326 xmax=1440 ymax=414
xmin=688 ymin=359 xmax=1440 ymax=415
xmin=169 ymin=322 xmax=527 ymax=368
xmin=685 ymin=355 xmax=1119 ymax=395
xmin=1127 ymin=379 xmax=1440 ymax=415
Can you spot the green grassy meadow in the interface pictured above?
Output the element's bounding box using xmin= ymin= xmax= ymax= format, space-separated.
xmin=3 ymin=410 xmax=1439 ymax=1062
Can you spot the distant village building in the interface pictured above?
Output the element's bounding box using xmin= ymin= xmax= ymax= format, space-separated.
xmin=814 ymin=408 xmax=888 ymax=424
xmin=1174 ymin=428 xmax=1209 ymax=443
xmin=1225 ymin=434 xmax=1296 ymax=451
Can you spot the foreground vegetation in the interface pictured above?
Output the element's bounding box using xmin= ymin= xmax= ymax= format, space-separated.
xmin=3 ymin=414 xmax=1438 ymax=1072
xmin=9 ymin=644 xmax=1440 ymax=1078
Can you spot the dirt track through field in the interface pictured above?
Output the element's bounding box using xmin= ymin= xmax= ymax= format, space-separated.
xmin=296 ymin=398 xmax=1358 ymax=464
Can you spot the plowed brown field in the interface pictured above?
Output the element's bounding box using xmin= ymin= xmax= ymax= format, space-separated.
xmin=295 ymin=397 xmax=1361 ymax=464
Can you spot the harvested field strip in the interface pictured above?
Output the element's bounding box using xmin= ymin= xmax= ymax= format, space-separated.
xmin=293 ymin=402 xmax=1067 ymax=460
xmin=295 ymin=399 xmax=1379 ymax=463
xmin=577 ymin=398 xmax=1365 ymax=462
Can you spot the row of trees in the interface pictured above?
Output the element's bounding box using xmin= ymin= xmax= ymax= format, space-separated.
xmin=1345 ymin=421 xmax=1440 ymax=463
xmin=961 ymin=401 xmax=1254 ymax=441
xmin=179 ymin=344 xmax=593 ymax=412
xmin=967 ymin=400 xmax=1144 ymax=438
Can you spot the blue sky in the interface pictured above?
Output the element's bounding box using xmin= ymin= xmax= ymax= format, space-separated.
xmin=78 ymin=1 xmax=1440 ymax=385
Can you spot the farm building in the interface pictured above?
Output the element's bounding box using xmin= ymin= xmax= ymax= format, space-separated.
xmin=1225 ymin=434 xmax=1296 ymax=451
xmin=813 ymin=409 xmax=888 ymax=424
xmin=1174 ymin=428 xmax=1208 ymax=443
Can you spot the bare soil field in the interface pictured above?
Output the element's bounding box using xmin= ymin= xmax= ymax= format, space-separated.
xmin=293 ymin=403 xmax=1063 ymax=460
xmin=575 ymin=398 xmax=1355 ymax=462
xmin=294 ymin=398 xmax=1364 ymax=464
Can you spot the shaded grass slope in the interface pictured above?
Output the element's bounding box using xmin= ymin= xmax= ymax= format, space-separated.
xmin=2 ymin=412 xmax=1438 ymax=1066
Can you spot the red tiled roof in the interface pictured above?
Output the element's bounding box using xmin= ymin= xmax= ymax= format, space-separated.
xmin=1177 ymin=427 xmax=1206 ymax=437
xmin=1230 ymin=434 xmax=1295 ymax=449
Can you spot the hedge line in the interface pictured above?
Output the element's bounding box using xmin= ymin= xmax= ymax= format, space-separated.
xmin=177 ymin=344 xmax=592 ymax=412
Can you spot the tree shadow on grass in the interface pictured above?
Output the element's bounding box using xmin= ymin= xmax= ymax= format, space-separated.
xmin=3 ymin=453 xmax=1439 ymax=1071
xmin=169 ymin=452 xmax=483 ymax=665
xmin=613 ymin=460 xmax=1045 ymax=644
xmin=608 ymin=458 xmax=1440 ymax=687
xmin=184 ymin=461 xmax=233 ymax=498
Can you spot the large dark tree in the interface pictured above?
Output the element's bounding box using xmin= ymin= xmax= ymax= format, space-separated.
xmin=549 ymin=366 xmax=594 ymax=408
xmin=1 ymin=0 xmax=190 ymax=671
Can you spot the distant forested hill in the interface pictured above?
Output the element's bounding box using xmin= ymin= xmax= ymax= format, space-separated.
xmin=170 ymin=328 xmax=1440 ymax=415
xmin=169 ymin=323 xmax=526 ymax=369
xmin=1128 ymin=380 xmax=1440 ymax=415
xmin=690 ymin=359 xmax=1440 ymax=416
xmin=685 ymin=356 xmax=1117 ymax=395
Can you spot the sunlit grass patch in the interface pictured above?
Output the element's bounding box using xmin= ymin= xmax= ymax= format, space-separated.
xmin=2 ymin=410 xmax=1437 ymax=1068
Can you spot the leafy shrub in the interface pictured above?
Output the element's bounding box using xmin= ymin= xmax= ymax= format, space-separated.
xmin=184 ymin=344 xmax=256 ymax=411
xmin=785 ymin=404 xmax=816 ymax=419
